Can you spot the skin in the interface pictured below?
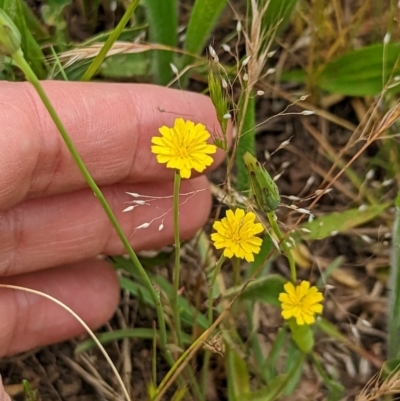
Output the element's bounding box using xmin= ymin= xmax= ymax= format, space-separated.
xmin=0 ymin=81 xmax=226 ymax=358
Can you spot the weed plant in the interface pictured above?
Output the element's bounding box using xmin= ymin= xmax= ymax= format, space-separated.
xmin=1 ymin=0 xmax=400 ymax=400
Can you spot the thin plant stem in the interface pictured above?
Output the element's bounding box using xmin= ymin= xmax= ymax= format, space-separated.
xmin=201 ymin=254 xmax=225 ymax=396
xmin=266 ymin=211 xmax=297 ymax=282
xmin=172 ymin=171 xmax=183 ymax=347
xmin=11 ymin=48 xmax=169 ymax=352
xmin=81 ymin=0 xmax=140 ymax=81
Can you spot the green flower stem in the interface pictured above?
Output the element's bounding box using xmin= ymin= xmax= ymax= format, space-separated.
xmin=172 ymin=171 xmax=183 ymax=346
xmin=11 ymin=48 xmax=169 ymax=351
xmin=266 ymin=211 xmax=297 ymax=282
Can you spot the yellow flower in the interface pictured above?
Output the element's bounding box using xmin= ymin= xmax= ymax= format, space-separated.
xmin=151 ymin=118 xmax=217 ymax=179
xmin=211 ymin=209 xmax=264 ymax=262
xmin=279 ymin=281 xmax=324 ymax=325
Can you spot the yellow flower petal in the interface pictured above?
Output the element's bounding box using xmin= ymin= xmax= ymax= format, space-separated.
xmin=279 ymin=281 xmax=324 ymax=326
xmin=211 ymin=208 xmax=264 ymax=262
xmin=151 ymin=118 xmax=217 ymax=178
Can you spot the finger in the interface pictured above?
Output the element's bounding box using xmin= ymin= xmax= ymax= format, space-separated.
xmin=0 ymin=82 xmax=226 ymax=210
xmin=0 ymin=260 xmax=119 ymax=357
xmin=0 ymin=176 xmax=211 ymax=277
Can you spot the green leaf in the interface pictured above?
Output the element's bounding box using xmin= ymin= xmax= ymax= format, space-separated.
xmin=75 ymin=328 xmax=193 ymax=353
xmin=0 ymin=0 xmax=46 ymax=78
xmin=120 ymin=276 xmax=209 ymax=330
xmin=143 ymin=0 xmax=177 ymax=85
xmin=223 ymin=274 xmax=286 ymax=307
xmin=242 ymin=375 xmax=288 ymax=401
xmin=259 ymin=0 xmax=297 ymax=37
xmin=183 ymin=0 xmax=227 ymax=67
xmin=20 ymin=0 xmax=49 ymax=42
xmin=300 ymin=203 xmax=389 ymax=240
xmin=318 ymin=43 xmax=400 ymax=96
xmin=262 ymin=327 xmax=288 ymax=380
xmin=236 ymin=93 xmax=256 ymax=191
xmin=99 ymin=53 xmax=150 ymax=79
xmin=226 ymin=348 xmax=251 ymax=399
xmin=248 ymin=234 xmax=276 ymax=277
xmin=388 ymin=191 xmax=400 ymax=358
xmin=288 ymin=319 xmax=314 ymax=353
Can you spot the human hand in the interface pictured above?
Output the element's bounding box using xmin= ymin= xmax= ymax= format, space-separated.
xmin=0 ymin=81 xmax=225 ymax=356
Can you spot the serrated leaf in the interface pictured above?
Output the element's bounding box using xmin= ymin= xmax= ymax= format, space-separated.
xmin=301 ymin=203 xmax=388 ymax=240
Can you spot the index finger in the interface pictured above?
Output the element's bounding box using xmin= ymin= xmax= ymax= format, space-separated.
xmin=0 ymin=81 xmax=225 ymax=209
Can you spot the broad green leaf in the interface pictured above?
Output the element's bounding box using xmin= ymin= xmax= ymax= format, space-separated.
xmin=288 ymin=319 xmax=314 ymax=353
xmin=0 ymin=0 xmax=46 ymax=78
xmin=223 ymin=274 xmax=286 ymax=307
xmin=301 ymin=203 xmax=389 ymax=240
xmin=75 ymin=328 xmax=193 ymax=353
xmin=99 ymin=53 xmax=150 ymax=79
xmin=143 ymin=0 xmax=177 ymax=85
xmin=318 ymin=43 xmax=400 ymax=96
xmin=182 ymin=0 xmax=227 ymax=69
xmin=388 ymin=191 xmax=400 ymax=358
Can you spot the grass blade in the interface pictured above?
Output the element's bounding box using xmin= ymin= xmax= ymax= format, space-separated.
xmin=236 ymin=93 xmax=256 ymax=191
xmin=143 ymin=0 xmax=177 ymax=85
xmin=388 ymin=191 xmax=400 ymax=358
xmin=183 ymin=0 xmax=227 ymax=68
xmin=81 ymin=0 xmax=140 ymax=81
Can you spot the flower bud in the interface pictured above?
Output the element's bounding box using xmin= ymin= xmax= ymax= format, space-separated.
xmin=0 ymin=9 xmax=21 ymax=56
xmin=243 ymin=152 xmax=280 ymax=213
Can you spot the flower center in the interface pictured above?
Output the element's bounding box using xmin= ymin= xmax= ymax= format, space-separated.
xmin=177 ymin=146 xmax=189 ymax=158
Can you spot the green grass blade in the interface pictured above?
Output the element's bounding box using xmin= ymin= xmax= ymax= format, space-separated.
xmin=388 ymin=191 xmax=400 ymax=358
xmin=259 ymin=0 xmax=297 ymax=37
xmin=236 ymin=93 xmax=256 ymax=191
xmin=81 ymin=0 xmax=140 ymax=81
xmin=183 ymin=0 xmax=227 ymax=67
xmin=75 ymin=328 xmax=193 ymax=353
xmin=143 ymin=0 xmax=177 ymax=85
